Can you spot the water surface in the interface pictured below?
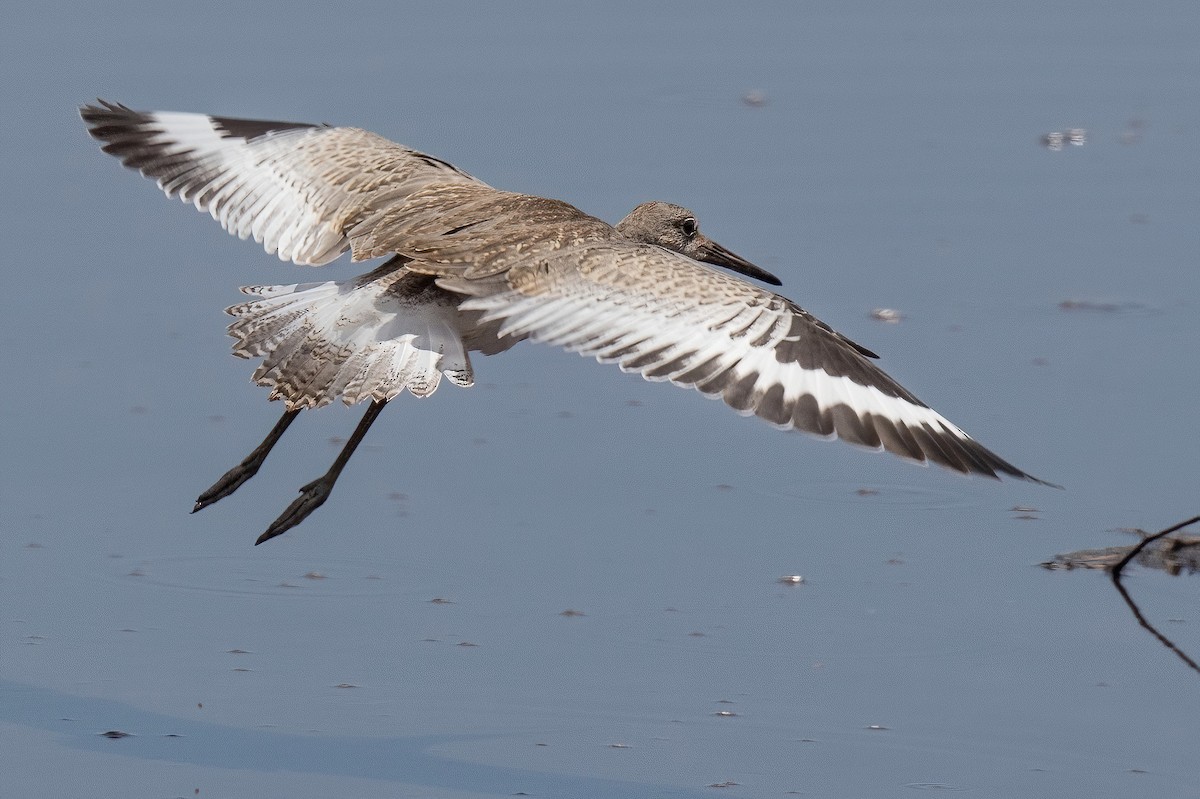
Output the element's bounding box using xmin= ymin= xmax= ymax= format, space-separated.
xmin=3 ymin=2 xmax=1198 ymax=797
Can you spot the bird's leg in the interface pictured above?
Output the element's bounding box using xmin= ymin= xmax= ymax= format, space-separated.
xmin=193 ymin=407 xmax=302 ymax=513
xmin=255 ymin=399 xmax=388 ymax=545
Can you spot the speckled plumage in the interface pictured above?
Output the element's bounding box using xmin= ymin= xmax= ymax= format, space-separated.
xmin=81 ymin=100 xmax=1053 ymax=541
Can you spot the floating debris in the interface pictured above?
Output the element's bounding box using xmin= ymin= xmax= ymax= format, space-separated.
xmin=100 ymin=730 xmax=133 ymax=739
xmin=741 ymin=89 xmax=768 ymax=108
xmin=608 ymin=742 xmax=630 ymax=749
xmin=1011 ymin=502 xmax=1039 ymax=518
xmin=1041 ymin=128 xmax=1087 ymax=150
xmin=1058 ymin=299 xmax=1145 ymax=313
xmin=866 ymin=724 xmax=890 ymax=731
xmin=713 ymin=710 xmax=738 ymax=717
xmin=429 ymin=597 xmax=454 ymax=604
xmin=559 ymin=608 xmax=586 ymax=617
xmin=778 ymin=575 xmax=805 ymax=585
xmin=1042 ymin=532 xmax=1200 ymax=575
xmin=708 ymin=781 xmax=740 ymax=788
xmin=870 ymin=308 xmax=904 ymax=323
xmin=1119 ymin=118 xmax=1147 ymax=145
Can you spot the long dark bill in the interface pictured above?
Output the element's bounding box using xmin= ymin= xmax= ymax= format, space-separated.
xmin=696 ymin=238 xmax=783 ymax=286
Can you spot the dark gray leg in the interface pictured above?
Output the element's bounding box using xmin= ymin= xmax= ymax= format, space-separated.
xmin=256 ymin=399 xmax=387 ymax=545
xmin=194 ymin=407 xmax=302 ymax=512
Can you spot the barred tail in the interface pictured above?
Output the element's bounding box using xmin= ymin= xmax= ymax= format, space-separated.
xmin=226 ymin=265 xmax=473 ymax=409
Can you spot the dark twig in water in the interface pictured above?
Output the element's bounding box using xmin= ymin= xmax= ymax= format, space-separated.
xmin=1110 ymin=514 xmax=1200 ymax=675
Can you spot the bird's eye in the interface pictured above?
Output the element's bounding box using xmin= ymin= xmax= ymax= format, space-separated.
xmin=680 ymin=218 xmax=697 ymax=237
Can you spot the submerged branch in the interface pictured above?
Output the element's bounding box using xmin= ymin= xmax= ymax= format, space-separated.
xmin=1042 ymin=515 xmax=1200 ymax=675
xmin=1110 ymin=515 xmax=1200 ymax=675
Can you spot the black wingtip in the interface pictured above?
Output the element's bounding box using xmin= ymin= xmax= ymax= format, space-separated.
xmin=79 ymin=98 xmax=131 ymax=121
xmin=1027 ymin=474 xmax=1065 ymax=491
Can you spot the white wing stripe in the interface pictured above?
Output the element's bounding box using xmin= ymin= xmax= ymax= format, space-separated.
xmin=469 ymin=287 xmax=979 ymax=454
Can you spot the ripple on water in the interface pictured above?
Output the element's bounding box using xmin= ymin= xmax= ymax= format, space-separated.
xmin=118 ymin=555 xmax=428 ymax=599
xmin=762 ymin=479 xmax=981 ymax=511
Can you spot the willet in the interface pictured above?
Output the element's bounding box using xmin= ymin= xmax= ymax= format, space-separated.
xmin=81 ymin=100 xmax=1054 ymax=544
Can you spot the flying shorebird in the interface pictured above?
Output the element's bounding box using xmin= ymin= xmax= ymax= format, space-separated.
xmin=81 ymin=100 xmax=1053 ymax=544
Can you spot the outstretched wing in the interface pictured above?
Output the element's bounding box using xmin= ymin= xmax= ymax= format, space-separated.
xmin=80 ymin=100 xmax=485 ymax=266
xmin=434 ymin=241 xmax=1050 ymax=484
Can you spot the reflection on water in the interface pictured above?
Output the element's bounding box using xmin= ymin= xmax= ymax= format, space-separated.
xmin=1 ymin=681 xmax=714 ymax=799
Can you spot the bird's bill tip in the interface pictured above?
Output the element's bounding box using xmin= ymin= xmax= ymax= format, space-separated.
xmin=697 ymin=239 xmax=783 ymax=286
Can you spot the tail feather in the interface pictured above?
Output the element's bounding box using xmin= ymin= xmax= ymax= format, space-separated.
xmin=226 ymin=265 xmax=473 ymax=409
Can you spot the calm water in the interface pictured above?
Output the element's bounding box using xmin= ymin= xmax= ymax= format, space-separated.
xmin=3 ymin=2 xmax=1198 ymax=797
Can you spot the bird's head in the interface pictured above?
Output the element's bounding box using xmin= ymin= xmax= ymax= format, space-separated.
xmin=615 ymin=201 xmax=781 ymax=286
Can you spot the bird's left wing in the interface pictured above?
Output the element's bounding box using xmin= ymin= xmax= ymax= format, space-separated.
xmin=435 ymin=240 xmax=1048 ymax=483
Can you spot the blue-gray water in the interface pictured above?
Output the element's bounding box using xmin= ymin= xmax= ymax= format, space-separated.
xmin=3 ymin=2 xmax=1198 ymax=797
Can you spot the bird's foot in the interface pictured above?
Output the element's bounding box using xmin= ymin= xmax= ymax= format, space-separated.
xmin=193 ymin=458 xmax=264 ymax=513
xmin=255 ymin=475 xmax=334 ymax=545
